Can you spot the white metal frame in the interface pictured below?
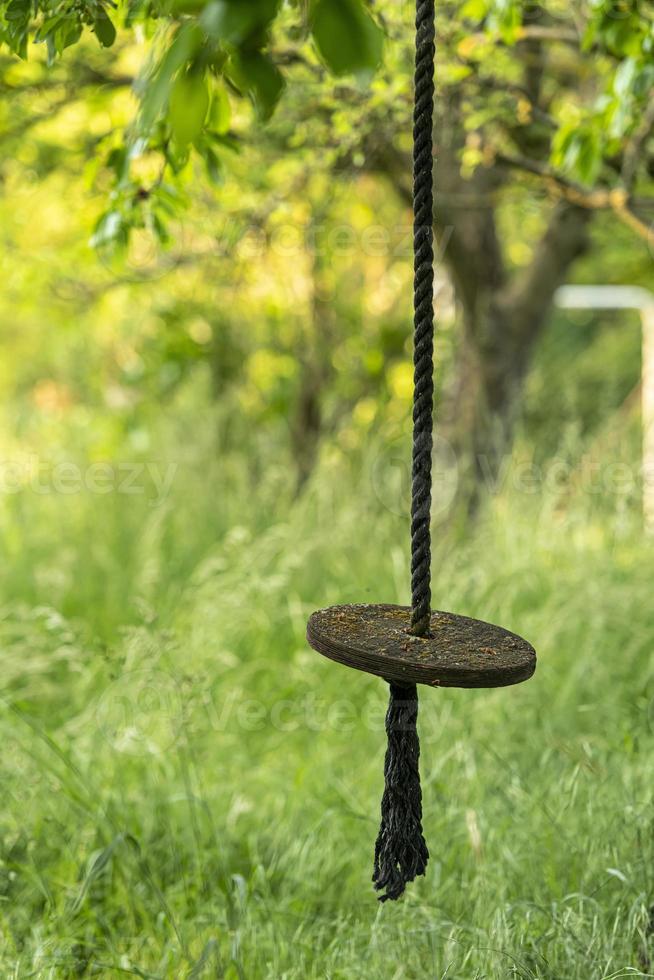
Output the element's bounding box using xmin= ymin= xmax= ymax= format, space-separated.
xmin=555 ymin=285 xmax=654 ymax=531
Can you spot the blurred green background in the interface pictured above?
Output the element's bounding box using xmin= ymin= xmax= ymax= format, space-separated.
xmin=1 ymin=1 xmax=654 ymax=977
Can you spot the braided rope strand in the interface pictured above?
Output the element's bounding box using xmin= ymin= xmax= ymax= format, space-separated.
xmin=410 ymin=0 xmax=436 ymax=638
xmin=373 ymin=0 xmax=435 ymax=902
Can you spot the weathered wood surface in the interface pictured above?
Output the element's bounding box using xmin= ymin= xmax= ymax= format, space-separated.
xmin=307 ymin=604 xmax=536 ymax=689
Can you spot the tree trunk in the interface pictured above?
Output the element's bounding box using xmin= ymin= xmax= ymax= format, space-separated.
xmin=290 ymin=206 xmax=335 ymax=494
xmin=370 ymin=120 xmax=592 ymax=506
xmin=442 ymin=201 xmax=592 ymax=502
xmin=291 ymin=358 xmax=324 ymax=494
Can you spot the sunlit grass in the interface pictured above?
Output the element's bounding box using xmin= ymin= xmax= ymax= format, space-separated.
xmin=1 ymin=394 xmax=653 ymax=978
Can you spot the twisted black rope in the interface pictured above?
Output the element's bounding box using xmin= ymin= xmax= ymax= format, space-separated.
xmin=373 ymin=0 xmax=435 ymax=903
xmin=410 ymin=0 xmax=436 ymax=640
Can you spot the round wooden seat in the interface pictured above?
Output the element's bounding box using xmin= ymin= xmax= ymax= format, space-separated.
xmin=307 ymin=603 xmax=536 ymax=689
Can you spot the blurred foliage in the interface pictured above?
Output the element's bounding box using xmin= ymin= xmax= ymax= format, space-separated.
xmin=0 ymin=2 xmax=652 ymax=494
xmin=0 ymin=0 xmax=650 ymax=503
xmin=0 ymin=1 xmax=652 ymax=253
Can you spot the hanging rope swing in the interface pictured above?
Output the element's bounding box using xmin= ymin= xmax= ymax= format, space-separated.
xmin=307 ymin=0 xmax=537 ymax=902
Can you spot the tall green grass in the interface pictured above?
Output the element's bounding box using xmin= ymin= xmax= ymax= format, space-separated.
xmin=1 ymin=386 xmax=653 ymax=979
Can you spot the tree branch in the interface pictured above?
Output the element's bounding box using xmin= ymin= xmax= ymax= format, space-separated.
xmin=516 ymin=26 xmax=580 ymax=45
xmin=497 ymin=151 xmax=654 ymax=249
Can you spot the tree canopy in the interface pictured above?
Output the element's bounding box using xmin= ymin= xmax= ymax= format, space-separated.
xmin=0 ymin=1 xmax=652 ymax=253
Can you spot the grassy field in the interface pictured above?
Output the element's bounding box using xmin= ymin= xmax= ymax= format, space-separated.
xmin=1 ymin=394 xmax=654 ymax=979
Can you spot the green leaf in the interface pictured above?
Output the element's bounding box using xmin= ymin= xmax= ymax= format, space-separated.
xmin=311 ymin=0 xmax=383 ymax=77
xmin=151 ymin=211 xmax=171 ymax=244
xmin=90 ymin=210 xmax=129 ymax=250
xmin=228 ymin=51 xmax=284 ymax=121
xmin=34 ymin=14 xmax=63 ymax=40
xmin=107 ymin=146 xmax=129 ymax=182
xmin=201 ymin=142 xmax=223 ymax=184
xmin=603 ymin=19 xmax=640 ymax=57
xmin=555 ymin=127 xmax=603 ymax=186
xmin=94 ymin=9 xmax=117 ymax=48
xmin=613 ymin=57 xmax=637 ymax=99
xmin=5 ymin=0 xmax=30 ymax=23
xmin=62 ymin=21 xmax=82 ymax=50
xmin=169 ymin=70 xmax=210 ymax=146
xmin=93 ymin=7 xmax=116 ymax=48
xmin=201 ymin=0 xmax=280 ymax=44
xmin=46 ymin=33 xmax=57 ymax=65
xmin=208 ymin=82 xmax=231 ymax=135
xmin=460 ymin=0 xmax=490 ymax=20
xmin=487 ymin=0 xmax=521 ymax=44
xmin=575 ymin=130 xmax=603 ymax=185
xmin=139 ymin=24 xmax=203 ymax=131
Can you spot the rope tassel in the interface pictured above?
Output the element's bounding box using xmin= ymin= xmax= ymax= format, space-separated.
xmin=373 ymin=683 xmax=429 ymax=901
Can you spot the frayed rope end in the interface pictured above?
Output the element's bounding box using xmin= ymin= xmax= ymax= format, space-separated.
xmin=373 ymin=682 xmax=429 ymax=902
